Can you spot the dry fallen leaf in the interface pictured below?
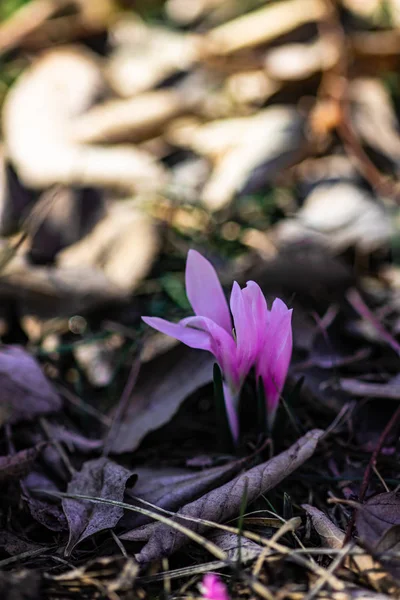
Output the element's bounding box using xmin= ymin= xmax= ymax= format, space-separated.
xmin=3 ymin=46 xmax=167 ymax=192
xmin=169 ymin=106 xmax=305 ymax=210
xmin=111 ymin=346 xmax=214 ymax=454
xmin=63 ymin=457 xmax=135 ymax=556
xmin=122 ymin=458 xmax=252 ymax=531
xmin=135 ymin=429 xmax=323 ymax=564
xmin=276 ymin=183 xmax=391 ymax=253
xmin=0 ymin=345 xmax=61 ymax=424
xmin=303 ymin=504 xmax=396 ymax=590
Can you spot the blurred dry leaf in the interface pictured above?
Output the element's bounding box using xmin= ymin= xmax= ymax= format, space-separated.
xmin=58 ymin=202 xmax=158 ymax=293
xmin=0 ymin=0 xmax=70 ymax=54
xmin=224 ymin=71 xmax=279 ymax=107
xmin=73 ymin=340 xmax=117 ymax=388
xmin=166 ymin=0 xmax=225 ymax=25
xmin=349 ymin=78 xmax=400 ymax=169
xmin=107 ymin=19 xmax=200 ymax=97
xmin=3 ymin=46 xmax=167 ymax=192
xmin=206 ymin=0 xmax=328 ymax=55
xmin=265 ymin=38 xmax=339 ymax=82
xmin=169 ymin=106 xmax=305 ymax=210
xmin=72 ymin=89 xmax=190 ymax=145
xmin=0 ymin=255 xmax=128 ymax=317
xmin=276 ymin=183 xmax=391 ymax=253
xmin=0 ymin=345 xmax=61 ymax=424
xmin=111 ymin=346 xmax=214 ymax=454
xmin=0 ymin=444 xmax=45 ymax=483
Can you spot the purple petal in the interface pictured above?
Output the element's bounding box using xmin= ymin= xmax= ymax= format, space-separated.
xmin=230 ymin=282 xmax=257 ymax=380
xmin=242 ymin=281 xmax=269 ymax=353
xmin=142 ymin=317 xmax=211 ymax=352
xmin=223 ymin=383 xmax=239 ymax=444
xmin=185 ymin=250 xmax=232 ymax=333
xmin=256 ymin=299 xmax=293 ymax=424
xmin=182 ymin=316 xmax=239 ymax=389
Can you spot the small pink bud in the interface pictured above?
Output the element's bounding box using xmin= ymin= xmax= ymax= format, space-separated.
xmin=200 ymin=573 xmax=230 ymax=600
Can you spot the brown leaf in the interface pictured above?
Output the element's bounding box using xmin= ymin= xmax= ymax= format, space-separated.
xmin=0 ymin=444 xmax=45 ymax=483
xmin=356 ymin=491 xmax=400 ymax=552
xmin=302 ymin=504 xmax=392 ymax=590
xmin=63 ymin=457 xmax=135 ymax=556
xmin=0 ymin=345 xmax=62 ymax=424
xmin=135 ymin=429 xmax=323 ymax=564
xmin=122 ymin=458 xmax=251 ymax=531
xmin=302 ymin=504 xmax=344 ymax=549
xmin=110 ymin=346 xmax=214 ymax=454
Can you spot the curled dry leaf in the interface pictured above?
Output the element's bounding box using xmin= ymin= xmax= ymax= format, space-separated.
xmin=0 ymin=345 xmax=61 ymax=424
xmin=63 ymin=457 xmax=135 ymax=556
xmin=135 ymin=429 xmax=323 ymax=564
xmin=3 ymin=46 xmax=167 ymax=192
xmin=111 ymin=346 xmax=214 ymax=454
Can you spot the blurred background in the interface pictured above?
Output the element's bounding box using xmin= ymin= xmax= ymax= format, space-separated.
xmin=0 ymin=0 xmax=399 ymax=395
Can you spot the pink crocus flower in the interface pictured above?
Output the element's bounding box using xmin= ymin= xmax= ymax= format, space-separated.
xmin=199 ymin=573 xmax=230 ymax=600
xmin=142 ymin=250 xmax=292 ymax=440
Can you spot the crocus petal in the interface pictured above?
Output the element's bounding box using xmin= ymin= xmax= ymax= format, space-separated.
xmin=222 ymin=383 xmax=239 ymax=443
xmin=242 ymin=280 xmax=269 ymax=355
xmin=256 ymin=299 xmax=293 ymax=425
xmin=230 ymin=282 xmax=257 ymax=380
xmin=200 ymin=573 xmax=230 ymax=600
xmin=181 ymin=315 xmax=239 ymax=389
xmin=142 ymin=316 xmax=211 ymax=352
xmin=185 ymin=250 xmax=232 ymax=333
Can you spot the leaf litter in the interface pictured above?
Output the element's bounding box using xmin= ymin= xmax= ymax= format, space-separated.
xmin=0 ymin=0 xmax=399 ymax=598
